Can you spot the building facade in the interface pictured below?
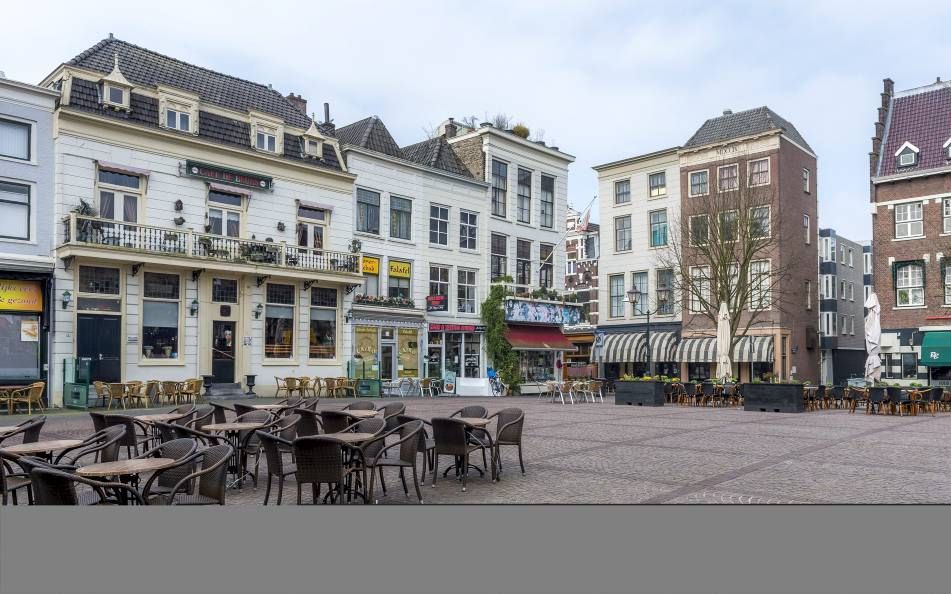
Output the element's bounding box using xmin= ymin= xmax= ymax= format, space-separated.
xmin=41 ymin=37 xmax=362 ymax=405
xmin=869 ymin=77 xmax=951 ymax=386
xmin=335 ymin=115 xmax=490 ymax=395
xmin=564 ymin=206 xmax=599 ymax=325
xmin=818 ymin=228 xmax=867 ymax=385
xmin=592 ymin=147 xmax=682 ymax=378
xmin=0 ymin=75 xmax=58 ymax=391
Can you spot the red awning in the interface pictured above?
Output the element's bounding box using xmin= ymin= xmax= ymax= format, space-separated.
xmin=504 ymin=325 xmax=577 ymax=352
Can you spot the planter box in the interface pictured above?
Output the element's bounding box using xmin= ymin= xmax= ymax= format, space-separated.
xmin=743 ymin=383 xmax=805 ymax=413
xmin=615 ymin=380 xmax=665 ymax=406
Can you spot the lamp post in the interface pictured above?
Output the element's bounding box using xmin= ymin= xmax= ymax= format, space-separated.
xmin=627 ymin=289 xmax=668 ymax=377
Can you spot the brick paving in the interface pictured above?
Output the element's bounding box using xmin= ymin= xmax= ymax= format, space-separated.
xmin=2 ymin=397 xmax=950 ymax=504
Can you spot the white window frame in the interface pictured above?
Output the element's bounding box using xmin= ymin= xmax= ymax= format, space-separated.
xmin=457 ymin=268 xmax=478 ymax=314
xmin=429 ymin=203 xmax=449 ymax=245
xmin=614 ymin=179 xmax=631 ymax=204
xmin=609 ymin=274 xmax=625 ymax=318
xmin=207 ymin=189 xmax=244 ymax=238
xmin=104 ymin=84 xmax=130 ymax=110
xmin=895 ymin=263 xmax=924 ymax=307
xmin=717 ymin=164 xmax=739 ymax=192
xmin=719 ymin=210 xmax=738 ymax=243
xmin=943 ymin=198 xmax=951 ymax=234
xmin=748 ymin=158 xmax=770 ymax=187
xmin=648 ymin=209 xmax=668 ymax=248
xmin=688 ymin=169 xmax=709 ymax=197
xmin=802 ymin=168 xmax=810 ymax=193
xmin=96 ymin=167 xmax=143 ymax=229
xmin=945 ymin=261 xmax=951 ymax=305
xmin=864 ymin=251 xmax=872 ymax=274
xmin=690 ymin=265 xmax=711 ymax=313
xmin=0 ymin=179 xmax=33 ymax=241
xmin=614 ymin=215 xmax=632 ymax=252
xmin=848 ymin=248 xmax=854 ymax=267
xmin=749 ymin=260 xmax=771 ymax=310
xmin=389 ymin=196 xmax=413 ymax=241
xmin=264 ymin=283 xmax=296 ymax=360
xmin=429 ymin=264 xmax=450 ymax=302
xmin=0 ymin=115 xmax=34 ymax=163
xmin=648 ymin=171 xmax=666 ymax=197
xmin=296 ymin=205 xmax=328 ymax=253
xmin=631 ymin=271 xmax=648 ymax=316
xmin=803 ymin=214 xmax=811 ymax=244
xmin=895 ymin=202 xmax=923 ymax=239
xmin=459 ymin=210 xmax=478 ymax=250
xmin=898 ymin=150 xmax=917 ymax=167
xmin=250 ymin=111 xmax=284 ymax=155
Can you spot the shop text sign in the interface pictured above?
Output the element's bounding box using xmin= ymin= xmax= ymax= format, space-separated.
xmin=389 ymin=260 xmax=411 ymax=279
xmin=0 ymin=280 xmax=43 ymax=312
xmin=185 ymin=160 xmax=273 ymax=190
xmin=426 ymin=294 xmax=448 ymax=312
xmin=362 ymin=256 xmax=380 ymax=275
xmin=428 ymin=323 xmax=486 ymax=333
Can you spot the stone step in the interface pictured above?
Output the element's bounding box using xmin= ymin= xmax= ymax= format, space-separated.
xmin=205 ymin=382 xmax=253 ymax=401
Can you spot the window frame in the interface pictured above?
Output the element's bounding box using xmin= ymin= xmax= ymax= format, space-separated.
xmin=719 ymin=210 xmax=739 ymax=243
xmin=491 ymin=159 xmax=508 ymax=218
xmin=96 ymin=166 xmax=143 ymax=228
xmin=614 ymin=179 xmax=631 ymax=204
xmin=944 ymin=261 xmax=951 ymax=305
xmin=140 ymin=271 xmax=183 ymax=362
xmin=748 ymin=158 xmax=771 ymax=187
xmin=943 ymin=198 xmax=951 ymax=234
xmin=539 ymin=243 xmax=554 ymax=289
xmin=490 ymin=234 xmax=508 ymax=282
xmin=207 ymin=189 xmax=244 ymax=238
xmin=749 ymin=259 xmax=771 ymax=311
xmin=389 ymin=195 xmax=413 ymax=241
xmin=609 ymin=274 xmax=625 ymax=318
xmin=631 ymin=271 xmax=648 ymax=316
xmin=428 ymin=203 xmax=449 ymax=245
xmin=802 ymin=167 xmax=810 ymax=193
xmin=264 ymin=283 xmax=296 ymax=360
xmin=356 ymin=187 xmax=381 ymax=235
xmin=387 ymin=260 xmax=412 ymax=300
xmin=717 ymin=163 xmax=739 ymax=192
xmin=0 ymin=116 xmax=33 ymax=162
xmin=894 ymin=202 xmax=923 ymax=239
xmin=689 ymin=214 xmax=709 ymax=246
xmin=656 ymin=269 xmax=674 ymax=315
xmin=690 ymin=265 xmax=711 ymax=313
xmin=309 ymin=287 xmax=339 ymax=360
xmin=459 ymin=210 xmax=478 ymax=250
xmin=515 ymin=239 xmax=532 ymax=287
xmin=516 ymin=168 xmax=532 ymax=224
xmin=648 ymin=171 xmax=667 ymax=197
xmin=895 ymin=262 xmax=924 ymax=307
xmin=457 ymin=268 xmax=478 ymax=314
xmin=540 ymin=174 xmax=555 ymax=228
xmin=0 ymin=180 xmax=32 ymax=241
xmin=296 ymin=204 xmax=328 ymax=252
xmin=750 ymin=205 xmax=771 ymax=239
xmin=649 ymin=209 xmax=668 ymax=248
xmin=429 ymin=264 xmax=450 ymax=302
xmin=614 ymin=215 xmax=632 ymax=252
xmin=688 ymin=169 xmax=709 ymax=197
xmin=803 ymin=214 xmax=811 ymax=244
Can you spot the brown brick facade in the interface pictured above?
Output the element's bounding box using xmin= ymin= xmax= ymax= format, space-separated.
xmin=449 ymin=135 xmax=485 ymax=180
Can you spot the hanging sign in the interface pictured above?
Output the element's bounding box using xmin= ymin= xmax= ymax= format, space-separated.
xmin=0 ymin=280 xmax=43 ymax=312
xmin=185 ymin=160 xmax=273 ymax=190
xmin=426 ymin=294 xmax=448 ymax=312
xmin=388 ymin=261 xmax=411 ymax=279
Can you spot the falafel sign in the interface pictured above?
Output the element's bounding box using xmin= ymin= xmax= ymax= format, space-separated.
xmin=503 ymin=297 xmax=582 ymax=325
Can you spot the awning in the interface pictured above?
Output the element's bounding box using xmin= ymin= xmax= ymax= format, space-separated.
xmin=650 ymin=332 xmax=679 ymax=362
xmin=732 ymin=336 xmax=775 ymax=363
xmin=208 ymin=182 xmax=253 ymax=198
xmin=677 ymin=336 xmax=774 ymax=363
xmin=920 ymin=331 xmax=951 ymax=366
xmin=505 ymin=325 xmax=577 ymax=352
xmin=678 ymin=337 xmax=717 ymax=363
xmin=592 ymin=332 xmax=647 ymax=363
xmin=96 ymin=160 xmax=151 ymax=177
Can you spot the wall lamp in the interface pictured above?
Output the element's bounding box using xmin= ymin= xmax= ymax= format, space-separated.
xmin=62 ymin=290 xmax=72 ymax=310
xmin=189 ymin=298 xmax=200 ymax=316
xmin=254 ymin=303 xmax=264 ymax=319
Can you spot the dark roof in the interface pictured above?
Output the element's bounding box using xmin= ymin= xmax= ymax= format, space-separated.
xmin=335 ymin=116 xmax=403 ymax=158
xmin=67 ymin=37 xmax=311 ymax=128
xmin=878 ymin=82 xmax=951 ymax=177
xmin=400 ymin=137 xmax=472 ymax=178
xmin=683 ymin=106 xmax=813 ymax=153
xmin=67 ymin=78 xmax=342 ymax=171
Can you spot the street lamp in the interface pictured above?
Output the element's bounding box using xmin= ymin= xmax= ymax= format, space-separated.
xmin=627 ymin=289 xmax=669 ymax=376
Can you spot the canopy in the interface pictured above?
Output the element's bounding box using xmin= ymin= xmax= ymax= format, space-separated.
xmin=504 ymin=325 xmax=577 ymax=352
xmin=920 ymin=331 xmax=951 ymax=367
xmin=715 ymin=303 xmax=732 ymax=380
xmin=591 ymin=332 xmax=679 ymax=363
xmin=677 ymin=336 xmax=774 ymax=363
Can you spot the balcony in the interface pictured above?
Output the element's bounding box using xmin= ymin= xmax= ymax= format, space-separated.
xmin=60 ymin=214 xmax=363 ymax=281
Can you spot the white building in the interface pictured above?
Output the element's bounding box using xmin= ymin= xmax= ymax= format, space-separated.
xmin=592 ymin=147 xmax=682 ymax=378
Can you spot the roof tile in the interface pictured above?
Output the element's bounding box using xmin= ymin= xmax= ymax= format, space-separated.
xmin=684 ymin=106 xmax=813 ymax=153
xmin=878 ymin=83 xmax=951 ymax=177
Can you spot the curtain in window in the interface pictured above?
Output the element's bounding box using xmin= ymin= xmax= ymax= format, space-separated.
xmin=99 ymin=191 xmax=115 ymax=219
xmin=123 ymin=195 xmax=137 ymax=223
xmin=0 ymin=182 xmax=29 ymax=239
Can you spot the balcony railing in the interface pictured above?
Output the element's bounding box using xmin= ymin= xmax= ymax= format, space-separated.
xmin=62 ymin=214 xmax=361 ymax=275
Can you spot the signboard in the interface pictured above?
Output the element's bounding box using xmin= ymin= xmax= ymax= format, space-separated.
xmin=389 ymin=260 xmax=411 ymax=279
xmin=504 ymin=298 xmax=582 ymax=325
xmin=20 ymin=319 xmax=39 ymax=342
xmin=185 ymin=160 xmax=273 ymax=190
xmin=429 ymin=323 xmax=486 ymax=333
xmin=362 ymin=256 xmax=380 ymax=275
xmin=426 ymin=294 xmax=448 ymax=312
xmin=0 ymin=280 xmax=43 ymax=312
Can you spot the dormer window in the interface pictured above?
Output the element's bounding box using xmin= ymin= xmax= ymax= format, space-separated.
xmin=107 ymin=86 xmax=125 ymax=105
xmin=300 ymin=120 xmax=328 ymax=160
xmin=157 ymin=87 xmax=199 ymax=135
xmin=305 ymin=138 xmax=322 ymax=158
xmin=894 ymin=141 xmax=920 ymax=168
xmin=256 ymin=131 xmax=277 ymax=152
xmin=166 ymin=109 xmax=190 ymax=132
xmin=100 ymin=53 xmax=133 ymax=111
xmin=249 ymin=111 xmax=284 ymax=155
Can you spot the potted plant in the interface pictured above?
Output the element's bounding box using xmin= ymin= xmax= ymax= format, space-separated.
xmin=143 ymin=345 xmax=153 ymax=358
xmin=615 ymin=373 xmax=665 ymax=406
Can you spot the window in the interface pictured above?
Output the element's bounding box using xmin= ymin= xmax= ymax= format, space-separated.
xmin=361 ymin=256 xmax=380 ymax=297
xmin=356 ymin=188 xmax=380 ymax=234
xmin=631 ymin=271 xmax=648 ymax=315
xmin=540 ymin=175 xmax=555 ymax=228
xmin=840 ymin=246 xmax=845 ymax=264
xmin=898 ymin=149 xmax=917 ymax=167
xmin=207 ymin=190 xmax=242 ymax=237
xmin=802 ymin=168 xmax=810 ymax=193
xmin=609 ymin=274 xmax=625 ymax=317
xmin=97 ymin=168 xmax=141 ymax=229
xmin=806 ymin=280 xmax=812 ymax=310
xmin=718 ymin=164 xmax=738 ymax=192
xmin=840 ymin=280 xmax=846 ymax=300
xmin=750 ymin=260 xmax=771 ymax=310
xmin=614 ymin=179 xmax=630 ymax=204
xmin=803 ymin=214 xmax=810 ymax=244
xmin=649 ymin=210 xmax=668 ymax=247
xmin=165 ymin=108 xmax=190 ymax=132
xmin=689 ymin=215 xmax=709 ymax=246
xmin=901 ymin=353 xmax=917 ymax=378
xmin=430 ymin=265 xmax=450 ymax=301
xmin=656 ymin=269 xmax=674 ymax=314
xmin=517 ymin=168 xmax=532 ymax=223
xmin=491 ymin=159 xmax=508 ymax=217
xmin=689 ymin=170 xmax=708 ymax=197
xmin=297 ymin=205 xmax=327 ymax=252
xmin=690 ymin=266 xmax=710 ymax=313
xmin=459 ymin=210 xmax=477 ymax=249
xmin=211 ymin=278 xmax=238 ymax=303
xmin=719 ymin=211 xmax=738 ymax=242
xmin=388 ymin=261 xmax=411 ymax=299
xmin=865 ymin=285 xmax=872 ymax=302
xmin=256 ymin=130 xmax=277 ymax=152
xmin=79 ymin=266 xmax=120 ymax=295
xmin=142 ymin=272 xmax=180 ymax=360
xmin=848 ymin=248 xmax=854 ymax=267
xmin=648 ymin=172 xmax=666 ymax=197
xmin=265 ymin=283 xmax=295 ymax=359
xmin=748 ymin=158 xmax=770 ymax=186
xmin=895 ymin=202 xmax=923 ymax=238
xmin=106 ymin=86 xmax=126 ymax=106
xmin=428 ymin=204 xmax=448 ymax=245
xmin=750 ymin=206 xmax=770 ymax=238
xmin=945 ymin=261 xmax=951 ymax=305
xmin=944 ymin=198 xmax=951 ymax=234
xmin=458 ymin=269 xmax=477 ymax=313
xmin=896 ymin=263 xmax=924 ymax=306
xmin=849 ymin=282 xmax=855 ymax=301
xmin=850 ymin=315 xmax=856 ymax=335
xmin=305 ymin=138 xmax=323 ymax=158
xmin=516 ymin=239 xmax=532 ymax=286
xmin=840 ymin=315 xmax=848 ymax=336
xmin=615 ymin=215 xmax=632 ymax=252
xmin=0 ymin=181 xmax=30 ymax=240
xmin=0 ymin=118 xmax=31 ymax=160
xmin=822 ymin=312 xmax=836 ymax=336
xmin=490 ymin=234 xmax=508 ymax=281
xmin=566 ymin=260 xmax=576 ymax=275
xmin=539 ymin=244 xmax=554 ymax=288
xmin=821 ymin=274 xmax=836 ymax=299
xmin=309 ymin=288 xmax=337 ymax=359
xmin=390 ymin=197 xmax=412 ymax=240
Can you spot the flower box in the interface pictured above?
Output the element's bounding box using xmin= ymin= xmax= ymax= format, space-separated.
xmin=615 ymin=380 xmax=665 ymax=406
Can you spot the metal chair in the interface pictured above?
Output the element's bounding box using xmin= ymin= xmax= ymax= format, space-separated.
xmin=292 ymin=436 xmax=365 ymax=504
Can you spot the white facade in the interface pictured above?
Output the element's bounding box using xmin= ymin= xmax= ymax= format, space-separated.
xmin=595 ymin=147 xmax=681 ymax=327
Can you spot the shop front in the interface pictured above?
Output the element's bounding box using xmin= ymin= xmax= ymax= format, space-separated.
xmin=921 ymin=331 xmax=951 ymax=386
xmin=350 ymin=306 xmax=425 ymax=391
xmin=592 ymin=331 xmax=680 ymax=379
xmin=563 ymin=326 xmax=596 ymax=379
xmin=425 ymin=323 xmax=485 ymax=393
xmin=0 ymin=277 xmax=50 ymax=391
xmin=676 ymin=335 xmax=775 ymax=382
xmin=505 ymin=324 xmax=577 ymax=394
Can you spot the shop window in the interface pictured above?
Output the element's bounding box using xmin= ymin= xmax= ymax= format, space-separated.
xmin=0 ymin=280 xmax=43 ymax=380
xmin=265 ymin=283 xmax=295 ymax=359
xmin=398 ymin=328 xmax=419 ymax=378
xmin=464 ymin=333 xmax=481 ymax=377
xmin=142 ymin=272 xmax=180 ymax=360
xmin=309 ymin=288 xmax=337 ymax=359
xmin=361 ymin=256 xmax=380 ymax=297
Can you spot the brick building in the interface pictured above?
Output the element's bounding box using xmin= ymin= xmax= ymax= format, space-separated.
xmin=869 ymin=77 xmax=951 ymax=386
xmin=564 ymin=206 xmax=599 ymax=325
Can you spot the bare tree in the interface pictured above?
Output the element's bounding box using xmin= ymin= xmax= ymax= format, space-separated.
xmin=657 ymin=159 xmax=792 ymax=352
xmin=421 ymin=123 xmax=439 ymax=140
xmin=459 ymin=115 xmax=480 ymax=129
xmin=491 ymin=112 xmax=512 ymax=130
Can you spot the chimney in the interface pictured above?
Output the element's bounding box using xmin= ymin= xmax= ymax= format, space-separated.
xmin=870 ymin=78 xmax=894 ymax=177
xmin=883 ymin=78 xmax=894 ymax=96
xmin=321 ymin=102 xmax=334 ymax=134
xmin=444 ymin=117 xmax=457 ymax=138
xmin=722 ymin=109 xmax=733 ymax=116
xmin=286 ymin=92 xmax=307 ymax=115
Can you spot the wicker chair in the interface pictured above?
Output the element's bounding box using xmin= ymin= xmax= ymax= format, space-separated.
xmin=344 ymin=400 xmax=376 ymax=411
xmin=418 ymin=378 xmax=437 ymax=398
xmin=293 ymin=408 xmax=323 ymax=437
xmin=274 ymin=376 xmax=289 ymax=399
xmin=92 ymin=381 xmax=110 ymax=408
xmin=31 ymin=466 xmax=145 ymax=506
xmin=8 ymin=382 xmax=47 ymax=414
xmin=450 ymin=405 xmax=488 ymax=419
xmin=0 ymin=415 xmax=46 ymax=446
xmin=103 ymin=414 xmax=152 ymax=458
xmin=188 ymin=406 xmax=214 ymax=431
xmin=336 ymin=378 xmax=357 ymax=399
xmin=160 ymin=381 xmax=181 ymax=405
xmin=54 ymin=426 xmax=126 ymax=466
xmin=233 ymin=402 xmax=257 ymax=417
xmin=125 ymin=381 xmax=146 ymax=408
xmin=380 ymin=402 xmax=407 ymax=431
xmin=137 ymin=438 xmax=200 ymax=496
xmin=278 ymin=395 xmax=304 ymax=409
xmin=145 ymin=445 xmax=233 ymax=505
xmin=364 ymin=420 xmax=425 ymax=504
xmin=298 ymin=397 xmax=321 ymax=411
xmin=488 ymin=408 xmax=526 ymax=476
xmin=321 ymin=410 xmax=355 ymax=434
xmin=323 ymin=378 xmax=338 ymax=399
xmin=154 ymin=422 xmax=226 ymax=446
xmin=284 ymin=378 xmax=300 ymax=399
xmin=234 ymin=410 xmax=274 ymax=486
xmin=1 ymin=450 xmax=33 ymax=504
xmin=297 ymin=377 xmax=315 ymax=398
xmin=397 ymin=414 xmax=435 ymax=483
xmin=292 ymin=436 xmax=365 ymax=504
xmin=209 ymin=402 xmax=233 ymax=424
xmin=430 ymin=417 xmax=492 ymax=492
xmin=256 ymin=431 xmax=295 ymax=505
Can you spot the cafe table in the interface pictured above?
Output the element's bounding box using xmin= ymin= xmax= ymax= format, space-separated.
xmin=0 ymin=425 xmax=20 ymax=435
xmin=251 ymin=404 xmax=286 ymax=411
xmin=77 ymin=458 xmax=177 ymax=504
xmin=328 ymin=431 xmax=377 ymax=444
xmin=0 ymin=385 xmax=27 ymax=414
xmin=203 ymin=422 xmax=267 ymax=488
xmin=1 ymin=439 xmax=84 ymax=459
xmin=134 ymin=412 xmax=183 ymax=441
xmin=344 ymin=410 xmax=379 ymax=419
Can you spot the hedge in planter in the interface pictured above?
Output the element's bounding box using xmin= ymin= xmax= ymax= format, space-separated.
xmin=615 ymin=380 xmax=665 ymax=406
xmin=743 ymin=382 xmax=805 ymax=413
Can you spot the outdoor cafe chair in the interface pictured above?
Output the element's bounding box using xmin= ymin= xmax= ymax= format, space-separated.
xmin=379 ymin=402 xmax=407 ymax=431
xmin=125 ymin=381 xmax=146 ymax=408
xmin=293 ymin=408 xmax=323 ymax=437
xmin=154 ymin=422 xmax=225 ymax=447
xmin=451 ymin=405 xmax=488 ymax=420
xmin=430 ymin=417 xmax=493 ymax=492
xmin=30 ymin=466 xmax=146 ymax=506
xmin=292 ymin=436 xmax=365 ymax=504
xmin=0 ymin=415 xmax=46 ymax=447
xmin=1 ymin=450 xmax=33 ymax=505
xmin=284 ymin=377 xmax=300 ymax=399
xmin=187 ymin=406 xmax=214 ymax=431
xmin=396 ymin=414 xmax=435 ymax=484
xmin=488 ymin=408 xmax=526 ymax=476
xmin=277 ymin=395 xmax=304 ymax=409
xmin=233 ymin=402 xmax=257 ymax=417
xmin=256 ymin=431 xmax=295 ymax=505
xmin=364 ymin=420 xmax=425 ymax=504
xmin=209 ymin=402 xmax=234 ymax=424
xmin=321 ymin=410 xmax=355 ymax=434
xmin=160 ymin=381 xmax=181 ymax=405
xmin=103 ymin=414 xmax=153 ymax=458
xmin=144 ymin=444 xmax=233 ymax=506
xmin=54 ymin=426 xmax=126 ymax=466
xmin=136 ymin=438 xmax=200 ymax=495
xmin=323 ymin=378 xmax=339 ymax=398
xmin=8 ymin=382 xmax=47 ymax=415
xmin=336 ymin=378 xmax=358 ymax=399
xmin=92 ymin=381 xmax=110 ymax=408
xmin=296 ymin=377 xmax=316 ymax=398
xmin=298 ymin=397 xmax=320 ymax=411
xmin=234 ymin=410 xmax=275 ymax=486
xmin=848 ymin=387 xmax=868 ymax=413
xmin=921 ymin=387 xmax=942 ymax=416
xmin=418 ymin=378 xmax=437 ymax=398
xmin=274 ymin=376 xmax=290 ymax=399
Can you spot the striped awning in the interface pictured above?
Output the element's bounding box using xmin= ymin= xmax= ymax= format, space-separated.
xmin=592 ymin=332 xmax=648 ymax=363
xmin=650 ymin=332 xmax=679 ymax=363
xmin=677 ymin=336 xmax=774 ymax=363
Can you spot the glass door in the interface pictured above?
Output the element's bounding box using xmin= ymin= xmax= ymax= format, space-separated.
xmin=380 ymin=344 xmax=395 ymax=381
xmin=212 ymin=320 xmax=236 ymax=383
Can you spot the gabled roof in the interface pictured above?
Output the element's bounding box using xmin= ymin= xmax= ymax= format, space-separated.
xmin=65 ymin=37 xmax=311 ymax=128
xmin=683 ymin=106 xmax=813 ymax=153
xmin=878 ymin=80 xmax=951 ymax=177
xmin=335 ymin=116 xmax=403 ymax=158
xmin=400 ymin=137 xmax=472 ymax=178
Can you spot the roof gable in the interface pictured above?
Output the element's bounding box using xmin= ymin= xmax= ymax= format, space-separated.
xmin=335 ymin=116 xmax=403 ymax=158
xmin=401 ymin=137 xmax=472 ymax=178
xmin=684 ymin=106 xmax=813 ymax=153
xmin=878 ymin=82 xmax=951 ymax=177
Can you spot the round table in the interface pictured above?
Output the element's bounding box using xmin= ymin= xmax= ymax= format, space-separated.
xmin=1 ymin=439 xmax=83 ymax=455
xmin=251 ymin=404 xmax=286 ymax=411
xmin=134 ymin=413 xmax=181 ymax=423
xmin=345 ymin=410 xmax=379 ymax=419
xmin=328 ymin=432 xmax=377 ymax=443
xmin=203 ymin=422 xmax=267 ymax=489
xmin=0 ymin=425 xmax=20 ymax=435
xmin=457 ymin=417 xmax=492 ymax=427
xmin=77 ymin=457 xmax=177 ymax=477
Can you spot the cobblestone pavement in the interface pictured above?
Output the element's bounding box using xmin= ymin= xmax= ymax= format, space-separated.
xmin=3 ymin=397 xmax=950 ymax=504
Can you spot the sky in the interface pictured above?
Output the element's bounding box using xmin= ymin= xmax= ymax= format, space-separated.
xmin=4 ymin=0 xmax=951 ymax=241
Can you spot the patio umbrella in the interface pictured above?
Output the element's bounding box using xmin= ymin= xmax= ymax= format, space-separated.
xmin=715 ymin=302 xmax=733 ymax=381
xmin=864 ymin=292 xmax=882 ymax=383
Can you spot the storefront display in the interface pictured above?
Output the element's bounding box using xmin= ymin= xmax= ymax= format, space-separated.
xmin=425 ymin=323 xmax=484 ymax=380
xmin=0 ymin=279 xmax=45 ymax=380
xmin=397 ymin=328 xmax=419 ymax=378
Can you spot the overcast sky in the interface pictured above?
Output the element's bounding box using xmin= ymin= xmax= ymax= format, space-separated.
xmin=4 ymin=0 xmax=950 ymax=241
